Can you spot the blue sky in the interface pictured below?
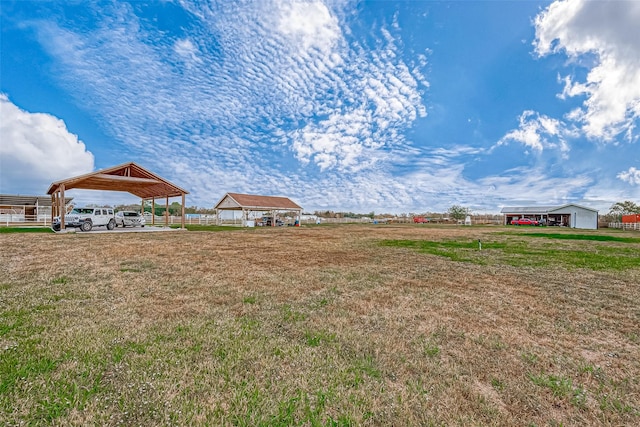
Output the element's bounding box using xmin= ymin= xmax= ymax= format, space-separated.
xmin=1 ymin=0 xmax=639 ymax=214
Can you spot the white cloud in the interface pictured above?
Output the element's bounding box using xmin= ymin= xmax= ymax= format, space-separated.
xmin=174 ymin=38 xmax=202 ymax=64
xmin=534 ymin=0 xmax=640 ymax=141
xmin=480 ymin=170 xmax=593 ymax=207
xmin=617 ymin=167 xmax=640 ymax=186
xmin=0 ymin=94 xmax=94 ymax=194
xmin=24 ymin=0 xmax=428 ymax=186
xmin=276 ymin=1 xmax=341 ymax=55
xmin=282 ymin=16 xmax=428 ymax=172
xmin=496 ymin=110 xmax=571 ymax=155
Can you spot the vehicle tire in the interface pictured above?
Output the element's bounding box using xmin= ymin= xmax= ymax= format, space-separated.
xmin=107 ymin=219 xmax=115 ymax=230
xmin=141 ymin=225 xmax=145 ymax=228
xmin=80 ymin=221 xmax=92 ymax=232
xmin=122 ymin=222 xmax=126 ymax=228
xmin=53 ymin=224 xmax=60 ymax=232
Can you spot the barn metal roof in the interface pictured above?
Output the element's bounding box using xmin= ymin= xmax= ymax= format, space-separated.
xmin=0 ymin=194 xmax=73 ymax=207
xmin=500 ymin=206 xmax=558 ymax=214
xmin=47 ymin=162 xmax=189 ymax=200
xmin=501 ymin=204 xmax=598 ymax=214
xmin=214 ymin=193 xmax=302 ymax=210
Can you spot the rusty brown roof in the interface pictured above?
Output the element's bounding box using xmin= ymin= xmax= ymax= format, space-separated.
xmin=47 ymin=162 xmax=188 ymax=199
xmin=216 ymin=193 xmax=302 ymax=210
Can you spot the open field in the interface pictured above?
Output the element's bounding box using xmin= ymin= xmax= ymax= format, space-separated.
xmin=1 ymin=224 xmax=639 ymax=426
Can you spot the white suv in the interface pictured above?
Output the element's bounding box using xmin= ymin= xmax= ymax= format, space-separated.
xmin=53 ymin=207 xmax=116 ymax=232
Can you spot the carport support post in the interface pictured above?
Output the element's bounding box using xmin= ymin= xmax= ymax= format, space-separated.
xmin=151 ymin=197 xmax=155 ymax=226
xmin=181 ymin=194 xmax=185 ymax=229
xmin=50 ymin=193 xmax=56 ymax=225
xmin=165 ymin=196 xmax=169 ymax=227
xmin=60 ymin=185 xmax=66 ymax=231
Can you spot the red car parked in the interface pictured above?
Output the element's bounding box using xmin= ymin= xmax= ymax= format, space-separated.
xmin=413 ymin=217 xmax=429 ymax=223
xmin=511 ymin=218 xmax=540 ymax=226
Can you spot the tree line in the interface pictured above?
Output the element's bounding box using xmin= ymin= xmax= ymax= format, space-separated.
xmin=604 ymin=200 xmax=640 ymax=221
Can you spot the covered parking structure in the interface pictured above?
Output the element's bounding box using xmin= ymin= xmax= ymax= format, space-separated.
xmin=501 ymin=203 xmax=598 ymax=229
xmin=47 ymin=162 xmax=189 ymax=230
xmin=214 ymin=193 xmax=302 ymax=227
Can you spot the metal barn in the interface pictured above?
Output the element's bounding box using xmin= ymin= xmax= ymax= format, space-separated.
xmin=501 ymin=204 xmax=599 ymax=229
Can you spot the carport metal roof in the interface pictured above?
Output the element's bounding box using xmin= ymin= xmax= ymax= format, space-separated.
xmin=500 ymin=206 xmax=559 ymax=214
xmin=47 ymin=162 xmax=188 ymax=200
xmin=500 ymin=204 xmax=598 ymax=214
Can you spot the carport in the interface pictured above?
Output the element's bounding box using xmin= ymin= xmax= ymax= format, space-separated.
xmin=47 ymin=162 xmax=189 ymax=230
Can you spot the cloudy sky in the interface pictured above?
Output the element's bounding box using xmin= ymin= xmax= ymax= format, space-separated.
xmin=1 ymin=0 xmax=639 ymax=214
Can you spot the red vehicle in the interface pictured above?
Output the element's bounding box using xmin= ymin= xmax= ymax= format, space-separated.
xmin=413 ymin=216 xmax=429 ymax=223
xmin=511 ymin=218 xmax=540 ymax=226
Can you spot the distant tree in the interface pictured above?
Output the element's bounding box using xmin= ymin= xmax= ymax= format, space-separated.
xmin=195 ymin=207 xmax=216 ymax=214
xmin=167 ymin=201 xmax=182 ymax=215
xmin=608 ymin=200 xmax=640 ymax=220
xmin=448 ymin=204 xmax=470 ymax=222
xmin=314 ymin=210 xmax=334 ymax=218
xmin=114 ymin=203 xmax=142 ymax=212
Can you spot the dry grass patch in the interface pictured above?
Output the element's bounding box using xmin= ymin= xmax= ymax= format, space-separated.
xmin=1 ymin=224 xmax=639 ymax=426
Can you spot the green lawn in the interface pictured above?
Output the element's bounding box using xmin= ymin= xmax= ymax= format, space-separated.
xmin=0 ymin=227 xmax=54 ymax=234
xmin=381 ymin=232 xmax=640 ymax=270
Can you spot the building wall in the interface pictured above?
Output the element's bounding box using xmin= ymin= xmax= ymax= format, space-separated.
xmin=550 ymin=205 xmax=598 ymax=229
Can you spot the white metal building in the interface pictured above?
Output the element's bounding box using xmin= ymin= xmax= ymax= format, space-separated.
xmin=501 ymin=204 xmax=599 ymax=230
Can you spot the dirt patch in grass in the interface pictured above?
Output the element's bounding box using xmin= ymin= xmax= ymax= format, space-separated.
xmin=1 ymin=224 xmax=639 ymax=426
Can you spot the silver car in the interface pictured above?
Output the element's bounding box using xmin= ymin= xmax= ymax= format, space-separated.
xmin=115 ymin=211 xmax=146 ymax=228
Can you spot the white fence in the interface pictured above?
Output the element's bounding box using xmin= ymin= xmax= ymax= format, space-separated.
xmin=0 ymin=213 xmax=561 ymax=229
xmin=1 ymin=214 xmax=51 ymax=227
xmin=608 ymin=222 xmax=640 ymax=231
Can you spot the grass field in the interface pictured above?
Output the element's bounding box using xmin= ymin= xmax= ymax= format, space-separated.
xmin=1 ymin=224 xmax=639 ymax=426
